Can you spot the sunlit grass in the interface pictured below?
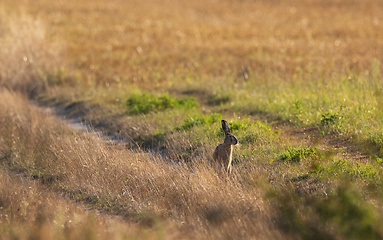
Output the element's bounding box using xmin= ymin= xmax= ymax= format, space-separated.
xmin=0 ymin=168 xmax=148 ymax=240
xmin=0 ymin=90 xmax=281 ymax=239
xmin=126 ymin=92 xmax=199 ymax=114
xmin=1 ymin=0 xmax=383 ymax=239
xmin=230 ymin=69 xmax=383 ymax=154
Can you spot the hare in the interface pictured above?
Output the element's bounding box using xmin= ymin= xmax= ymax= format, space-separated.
xmin=212 ymin=120 xmax=238 ymax=175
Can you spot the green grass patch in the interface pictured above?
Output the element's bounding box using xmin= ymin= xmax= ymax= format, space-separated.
xmin=368 ymin=132 xmax=383 ymax=157
xmin=126 ymin=92 xmax=199 ymax=114
xmin=233 ymin=67 xmax=383 ymax=149
xmin=273 ymin=182 xmax=383 ymax=240
xmin=173 ymin=113 xmax=222 ymax=131
xmin=376 ymin=156 xmax=383 ymax=164
xmin=235 ymin=121 xmax=276 ymax=145
xmin=280 ymin=147 xmax=317 ymax=162
xmin=207 ymin=90 xmax=231 ymax=106
xmin=315 ymin=182 xmax=382 ymax=240
xmin=323 ymin=160 xmax=380 ymax=181
xmin=321 ymin=112 xmax=342 ymax=126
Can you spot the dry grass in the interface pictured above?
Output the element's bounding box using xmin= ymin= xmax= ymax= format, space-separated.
xmin=1 ymin=0 xmax=383 ymax=239
xmin=0 ymin=89 xmax=287 ymax=239
xmin=2 ymin=0 xmax=383 ymax=91
xmin=0 ymin=9 xmax=68 ymax=98
xmin=0 ymin=168 xmax=147 ymax=240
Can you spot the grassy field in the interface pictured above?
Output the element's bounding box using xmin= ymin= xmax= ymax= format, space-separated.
xmin=1 ymin=0 xmax=383 ymax=239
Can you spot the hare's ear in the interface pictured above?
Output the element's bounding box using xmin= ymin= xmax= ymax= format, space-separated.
xmin=221 ymin=120 xmax=230 ymax=134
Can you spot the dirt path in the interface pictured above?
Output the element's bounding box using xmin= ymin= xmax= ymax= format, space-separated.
xmin=285 ymin=125 xmax=370 ymax=163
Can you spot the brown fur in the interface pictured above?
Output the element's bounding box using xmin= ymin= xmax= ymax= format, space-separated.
xmin=212 ymin=120 xmax=238 ymax=175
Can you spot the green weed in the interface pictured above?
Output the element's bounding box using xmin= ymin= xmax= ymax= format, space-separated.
xmin=255 ymin=121 xmax=272 ymax=131
xmin=376 ymin=156 xmax=383 ymax=164
xmin=228 ymin=121 xmax=247 ymax=131
xmin=280 ymin=147 xmax=317 ymax=162
xmin=325 ymin=160 xmax=380 ymax=180
xmin=369 ymin=132 xmax=383 ymax=146
xmin=293 ymin=100 xmax=303 ymax=115
xmin=173 ymin=113 xmax=222 ymax=131
xmin=126 ymin=92 xmax=199 ymax=114
xmin=321 ymin=113 xmax=341 ymax=126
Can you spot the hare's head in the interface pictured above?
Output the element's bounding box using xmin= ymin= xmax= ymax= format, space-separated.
xmin=221 ymin=120 xmax=238 ymax=145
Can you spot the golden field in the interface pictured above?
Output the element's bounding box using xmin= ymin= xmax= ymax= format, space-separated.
xmin=1 ymin=0 xmax=383 ymax=239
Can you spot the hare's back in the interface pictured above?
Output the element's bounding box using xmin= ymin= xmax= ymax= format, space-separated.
xmin=214 ymin=143 xmax=232 ymax=163
xmin=213 ymin=144 xmax=221 ymax=160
